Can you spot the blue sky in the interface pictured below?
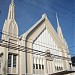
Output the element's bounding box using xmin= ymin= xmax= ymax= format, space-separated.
xmin=0 ymin=0 xmax=75 ymax=56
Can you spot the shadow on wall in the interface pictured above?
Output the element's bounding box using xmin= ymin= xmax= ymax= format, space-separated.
xmin=3 ymin=60 xmax=7 ymax=75
xmin=71 ymin=56 xmax=75 ymax=66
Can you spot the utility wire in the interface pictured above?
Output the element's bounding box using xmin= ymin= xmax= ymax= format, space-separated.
xmin=18 ymin=0 xmax=74 ymax=22
xmin=0 ymin=31 xmax=73 ymax=56
xmin=0 ymin=30 xmax=74 ymax=51
xmin=0 ymin=31 xmax=69 ymax=53
xmin=0 ymin=39 xmax=71 ymax=61
xmin=48 ymin=0 xmax=74 ymax=13
xmin=33 ymin=0 xmax=73 ymax=17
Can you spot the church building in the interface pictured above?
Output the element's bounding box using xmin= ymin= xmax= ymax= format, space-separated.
xmin=0 ymin=0 xmax=74 ymax=75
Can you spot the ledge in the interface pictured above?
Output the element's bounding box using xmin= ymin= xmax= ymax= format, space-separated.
xmin=50 ymin=69 xmax=75 ymax=75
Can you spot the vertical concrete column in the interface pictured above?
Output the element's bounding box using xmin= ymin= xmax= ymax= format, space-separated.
xmin=41 ymin=58 xmax=43 ymax=74
xmin=51 ymin=60 xmax=55 ymax=74
xmin=11 ymin=54 xmax=13 ymax=73
xmin=18 ymin=51 xmax=22 ymax=75
xmin=44 ymin=58 xmax=47 ymax=75
xmin=2 ymin=48 xmax=8 ymax=75
xmin=1 ymin=55 xmax=3 ymax=74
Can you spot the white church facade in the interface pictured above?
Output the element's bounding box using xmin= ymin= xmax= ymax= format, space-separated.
xmin=0 ymin=0 xmax=74 ymax=75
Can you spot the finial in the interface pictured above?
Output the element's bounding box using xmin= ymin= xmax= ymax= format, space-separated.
xmin=11 ymin=0 xmax=14 ymax=5
xmin=7 ymin=0 xmax=15 ymax=19
xmin=42 ymin=13 xmax=47 ymax=18
xmin=56 ymin=13 xmax=64 ymax=40
xmin=56 ymin=13 xmax=60 ymax=27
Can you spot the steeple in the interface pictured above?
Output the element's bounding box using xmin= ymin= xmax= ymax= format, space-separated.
xmin=11 ymin=0 xmax=14 ymax=5
xmin=56 ymin=13 xmax=64 ymax=40
xmin=2 ymin=0 xmax=18 ymax=40
xmin=7 ymin=0 xmax=15 ymax=20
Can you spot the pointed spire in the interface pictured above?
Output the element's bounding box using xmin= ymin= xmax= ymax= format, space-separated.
xmin=56 ymin=13 xmax=61 ymax=35
xmin=7 ymin=0 xmax=15 ymax=20
xmin=56 ymin=13 xmax=60 ymax=28
xmin=11 ymin=0 xmax=14 ymax=5
xmin=56 ymin=13 xmax=68 ymax=46
xmin=56 ymin=13 xmax=64 ymax=40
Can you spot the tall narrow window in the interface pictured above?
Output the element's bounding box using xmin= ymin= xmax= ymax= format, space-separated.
xmin=39 ymin=64 xmax=41 ymax=69
xmin=8 ymin=54 xmax=12 ymax=67
xmin=33 ymin=64 xmax=35 ymax=69
xmin=36 ymin=64 xmax=38 ymax=69
xmin=42 ymin=65 xmax=44 ymax=70
xmin=13 ymin=55 xmax=16 ymax=67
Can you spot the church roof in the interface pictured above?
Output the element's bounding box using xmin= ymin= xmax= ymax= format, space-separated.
xmin=20 ymin=14 xmax=46 ymax=38
xmin=20 ymin=14 xmax=67 ymax=49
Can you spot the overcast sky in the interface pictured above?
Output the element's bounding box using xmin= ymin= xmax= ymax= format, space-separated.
xmin=0 ymin=0 xmax=75 ymax=56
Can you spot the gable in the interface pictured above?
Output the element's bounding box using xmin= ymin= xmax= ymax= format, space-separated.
xmin=22 ymin=14 xmax=68 ymax=54
xmin=21 ymin=14 xmax=70 ymax=74
xmin=32 ymin=27 xmax=64 ymax=73
xmin=32 ymin=28 xmax=62 ymax=55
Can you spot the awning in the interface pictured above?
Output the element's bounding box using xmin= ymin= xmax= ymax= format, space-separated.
xmin=50 ymin=70 xmax=75 ymax=75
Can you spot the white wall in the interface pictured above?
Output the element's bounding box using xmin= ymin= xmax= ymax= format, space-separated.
xmin=21 ymin=52 xmax=26 ymax=74
xmin=32 ymin=28 xmax=64 ymax=74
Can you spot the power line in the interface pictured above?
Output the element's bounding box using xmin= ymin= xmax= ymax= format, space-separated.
xmin=33 ymin=0 xmax=73 ymax=18
xmin=1 ymin=30 xmax=74 ymax=51
xmin=0 ymin=0 xmax=73 ymax=51
xmin=0 ymin=39 xmax=71 ymax=61
xmin=18 ymin=0 xmax=74 ymax=22
xmin=48 ymin=0 xmax=74 ymax=13
xmin=0 ymin=31 xmax=73 ymax=56
xmin=0 ymin=31 xmax=69 ymax=53
xmin=0 ymin=0 xmax=73 ymax=52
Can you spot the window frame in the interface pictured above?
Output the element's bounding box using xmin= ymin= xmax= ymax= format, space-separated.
xmin=13 ymin=55 xmax=16 ymax=67
xmin=42 ymin=64 xmax=44 ymax=70
xmin=36 ymin=64 xmax=38 ymax=69
xmin=39 ymin=64 xmax=41 ymax=69
xmin=8 ymin=54 xmax=12 ymax=67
